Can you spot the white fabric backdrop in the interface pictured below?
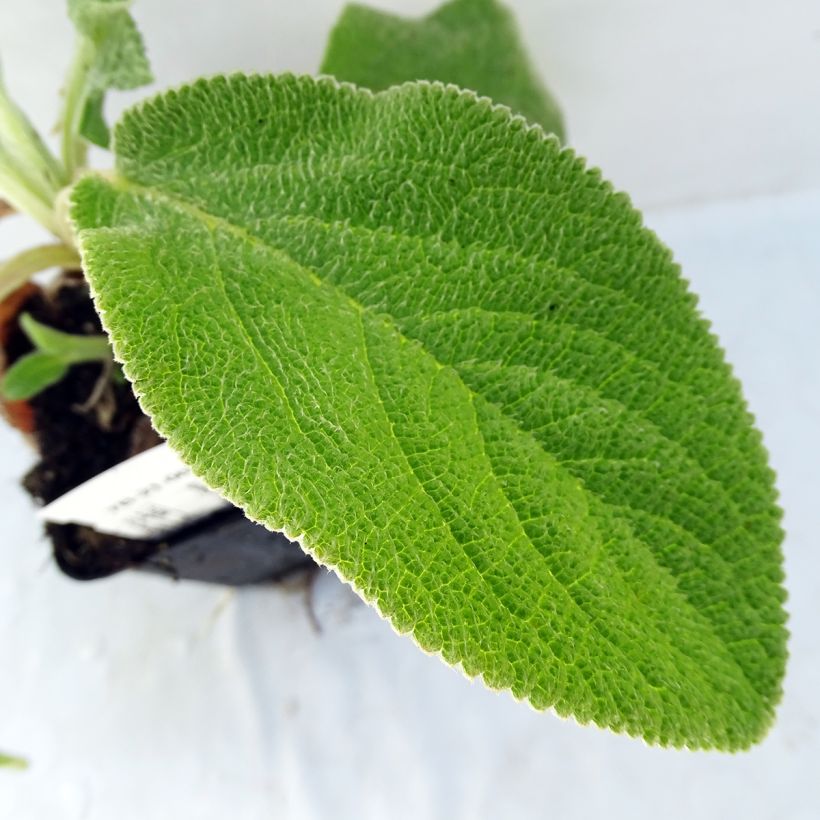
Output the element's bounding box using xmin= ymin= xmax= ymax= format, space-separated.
xmin=1 ymin=0 xmax=818 ymax=210
xmin=0 ymin=1 xmax=818 ymax=817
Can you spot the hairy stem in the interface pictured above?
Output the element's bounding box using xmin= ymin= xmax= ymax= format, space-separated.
xmin=60 ymin=38 xmax=95 ymax=179
xmin=0 ymin=157 xmax=62 ymax=238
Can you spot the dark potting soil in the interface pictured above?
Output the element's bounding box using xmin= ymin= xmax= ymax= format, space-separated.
xmin=18 ymin=273 xmax=161 ymax=502
xmin=4 ymin=272 xmax=314 ymax=583
xmin=5 ymin=272 xmax=165 ymax=577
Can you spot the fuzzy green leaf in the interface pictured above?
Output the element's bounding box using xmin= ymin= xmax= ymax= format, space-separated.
xmin=68 ymin=0 xmax=152 ymax=92
xmin=2 ymin=351 xmax=68 ymax=400
xmin=64 ymin=0 xmax=152 ymax=168
xmin=80 ymin=90 xmax=111 ymax=148
xmin=321 ymin=0 xmax=564 ymax=139
xmin=71 ymin=74 xmax=786 ymax=750
xmin=0 ymin=63 xmax=68 ymax=232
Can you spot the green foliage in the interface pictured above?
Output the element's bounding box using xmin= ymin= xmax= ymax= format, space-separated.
xmin=67 ymin=0 xmax=153 ymax=92
xmin=71 ymin=74 xmax=786 ymax=750
xmin=0 ymin=65 xmax=68 ymax=234
xmin=1 ymin=313 xmax=110 ymax=400
xmin=63 ymin=0 xmax=152 ymax=168
xmin=18 ymin=312 xmax=110 ymax=362
xmin=79 ymin=91 xmax=112 ymax=148
xmin=322 ymin=0 xmax=564 ymax=139
xmin=0 ymin=65 xmax=67 ymax=200
xmin=2 ymin=351 xmax=68 ymax=401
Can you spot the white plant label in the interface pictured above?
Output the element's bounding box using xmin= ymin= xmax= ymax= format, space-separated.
xmin=37 ymin=443 xmax=232 ymax=539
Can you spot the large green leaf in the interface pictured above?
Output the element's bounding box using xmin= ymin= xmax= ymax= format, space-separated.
xmin=71 ymin=74 xmax=786 ymax=750
xmin=321 ymin=0 xmax=565 ymax=139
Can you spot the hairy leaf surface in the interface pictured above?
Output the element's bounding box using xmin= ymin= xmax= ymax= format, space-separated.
xmin=71 ymin=74 xmax=786 ymax=749
xmin=322 ymin=0 xmax=564 ymax=139
xmin=68 ymin=0 xmax=152 ymax=90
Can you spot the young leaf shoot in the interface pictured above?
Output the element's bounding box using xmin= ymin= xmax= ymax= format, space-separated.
xmin=1 ymin=313 xmax=111 ymax=400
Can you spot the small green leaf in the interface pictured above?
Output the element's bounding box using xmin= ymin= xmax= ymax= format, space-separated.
xmin=19 ymin=313 xmax=111 ymax=364
xmin=0 ymin=63 xmax=68 ymax=233
xmin=322 ymin=0 xmax=564 ymax=139
xmin=0 ymin=62 xmax=67 ymax=199
xmin=0 ymin=313 xmax=111 ymax=400
xmin=2 ymin=351 xmax=68 ymax=400
xmin=71 ymin=75 xmax=787 ymax=750
xmin=79 ymin=90 xmax=111 ymax=148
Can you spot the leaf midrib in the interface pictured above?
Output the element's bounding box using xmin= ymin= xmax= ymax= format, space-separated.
xmin=355 ymin=323 xmax=766 ymax=720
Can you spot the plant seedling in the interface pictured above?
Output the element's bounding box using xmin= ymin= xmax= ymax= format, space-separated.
xmin=0 ymin=0 xmax=787 ymax=750
xmin=1 ymin=312 xmax=111 ymax=400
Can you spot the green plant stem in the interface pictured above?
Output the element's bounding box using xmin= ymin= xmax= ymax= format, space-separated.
xmin=0 ymin=243 xmax=81 ymax=302
xmin=0 ymin=66 xmax=67 ymax=201
xmin=0 ymin=157 xmax=62 ymax=238
xmin=61 ymin=38 xmax=95 ymax=179
xmin=0 ymin=61 xmax=69 ymax=238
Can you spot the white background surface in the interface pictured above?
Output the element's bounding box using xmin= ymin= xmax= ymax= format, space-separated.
xmin=2 ymin=0 xmax=819 ymax=210
xmin=1 ymin=1 xmax=819 ymax=818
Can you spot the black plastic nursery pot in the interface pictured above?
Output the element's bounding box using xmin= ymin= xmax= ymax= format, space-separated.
xmin=49 ymin=507 xmax=312 ymax=585
xmin=1 ymin=270 xmax=314 ymax=586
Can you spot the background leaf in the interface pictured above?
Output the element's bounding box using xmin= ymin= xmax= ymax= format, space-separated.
xmin=322 ymin=0 xmax=565 ymax=139
xmin=65 ymin=0 xmax=152 ymax=161
xmin=68 ymin=0 xmax=153 ymax=91
xmin=71 ymin=74 xmax=787 ymax=750
xmin=79 ymin=90 xmax=111 ymax=148
xmin=18 ymin=312 xmax=111 ymax=364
